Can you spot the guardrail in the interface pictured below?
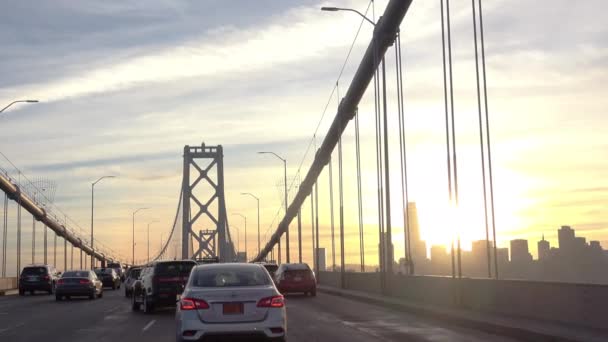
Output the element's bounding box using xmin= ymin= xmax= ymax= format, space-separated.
xmin=318 ymin=271 xmax=608 ymax=332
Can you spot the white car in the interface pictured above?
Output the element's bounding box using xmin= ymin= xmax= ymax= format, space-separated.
xmin=175 ymin=263 xmax=287 ymax=342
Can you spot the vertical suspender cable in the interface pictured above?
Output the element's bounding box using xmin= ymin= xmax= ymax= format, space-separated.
xmin=440 ymin=0 xmax=455 ymax=279
xmin=478 ymin=0 xmax=499 ymax=279
xmin=338 ymin=98 xmax=345 ymax=287
xmin=395 ymin=31 xmax=412 ymax=274
xmin=315 ymin=180 xmax=320 ymax=276
xmin=445 ymin=0 xmax=462 ymax=279
xmin=471 ymin=0 xmax=492 ymax=278
xmin=329 ymin=157 xmax=335 ymax=270
xmin=32 ymin=217 xmax=35 ymax=264
xmin=17 ymin=200 xmax=21 ymax=278
xmin=355 ymin=108 xmax=365 ymax=272
xmin=2 ymin=194 xmax=7 ymax=277
xmin=311 ymin=187 xmax=316 ymax=272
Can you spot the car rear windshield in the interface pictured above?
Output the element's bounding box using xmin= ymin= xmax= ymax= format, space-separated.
xmin=263 ymin=264 xmax=278 ymax=272
xmin=191 ymin=266 xmax=271 ymax=287
xmin=155 ymin=262 xmax=195 ymax=277
xmin=63 ymin=271 xmax=89 ymax=278
xmin=107 ymin=263 xmax=120 ymax=268
xmin=128 ymin=269 xmax=141 ymax=278
xmin=21 ymin=267 xmax=47 ymax=275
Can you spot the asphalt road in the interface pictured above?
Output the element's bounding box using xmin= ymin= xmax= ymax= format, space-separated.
xmin=0 ymin=288 xmax=517 ymax=342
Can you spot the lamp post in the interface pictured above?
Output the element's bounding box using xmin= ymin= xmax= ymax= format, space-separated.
xmin=241 ymin=192 xmax=260 ymax=256
xmin=132 ymin=207 xmax=149 ymax=265
xmin=147 ymin=220 xmax=158 ymax=263
xmin=91 ymin=175 xmax=115 ymax=269
xmin=0 ymin=99 xmax=38 ymax=114
xmin=232 ymin=225 xmax=240 ymax=260
xmin=232 ymin=213 xmax=247 ymax=260
xmin=258 ymin=151 xmax=289 ymax=263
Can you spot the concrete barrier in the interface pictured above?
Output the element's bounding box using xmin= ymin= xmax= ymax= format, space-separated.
xmin=319 ymin=272 xmax=608 ymax=331
xmin=0 ymin=277 xmax=18 ymax=293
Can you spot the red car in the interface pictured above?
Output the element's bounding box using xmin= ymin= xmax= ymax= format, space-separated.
xmin=274 ymin=263 xmax=316 ymax=296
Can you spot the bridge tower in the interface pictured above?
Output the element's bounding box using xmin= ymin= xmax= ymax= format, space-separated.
xmin=181 ymin=144 xmax=233 ymax=262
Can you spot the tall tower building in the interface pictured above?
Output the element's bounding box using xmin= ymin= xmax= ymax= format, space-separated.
xmin=407 ymin=202 xmax=427 ymax=263
xmin=510 ymin=239 xmax=532 ymax=263
xmin=558 ymin=226 xmax=576 ymax=255
xmin=538 ymin=235 xmax=550 ymax=260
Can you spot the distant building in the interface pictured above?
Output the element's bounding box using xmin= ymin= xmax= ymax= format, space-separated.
xmin=407 ymin=202 xmax=427 ymax=263
xmin=558 ymin=225 xmax=576 ymax=254
xmin=430 ymin=245 xmax=448 ymax=262
xmin=510 ymin=239 xmax=532 ymax=263
xmin=496 ymin=247 xmax=509 ymax=264
xmin=315 ymin=247 xmax=326 ymax=272
xmin=538 ymin=235 xmax=550 ymax=260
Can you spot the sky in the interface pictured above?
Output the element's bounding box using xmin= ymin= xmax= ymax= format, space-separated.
xmin=0 ymin=0 xmax=607 ymax=272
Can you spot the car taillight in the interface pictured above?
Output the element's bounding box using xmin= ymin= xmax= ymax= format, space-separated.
xmin=79 ymin=279 xmax=91 ymax=284
xmin=257 ymin=295 xmax=284 ymax=308
xmin=180 ymin=297 xmax=209 ymax=310
xmin=57 ymin=279 xmax=65 ymax=285
xmin=156 ymin=276 xmax=181 ymax=283
xmin=42 ymin=275 xmax=50 ymax=281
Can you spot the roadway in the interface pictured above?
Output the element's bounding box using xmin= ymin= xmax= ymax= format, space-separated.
xmin=0 ymin=288 xmax=517 ymax=341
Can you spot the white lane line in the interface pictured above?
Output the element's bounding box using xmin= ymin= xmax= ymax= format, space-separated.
xmin=0 ymin=322 xmax=25 ymax=334
xmin=104 ymin=306 xmax=120 ymax=314
xmin=142 ymin=320 xmax=156 ymax=332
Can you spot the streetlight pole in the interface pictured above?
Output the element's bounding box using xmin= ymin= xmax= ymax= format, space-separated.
xmin=258 ymin=151 xmax=289 ymax=263
xmin=232 ymin=213 xmax=247 ymax=260
xmin=0 ymin=99 xmax=38 ymax=114
xmin=132 ymin=207 xmax=149 ymax=265
xmin=91 ymin=175 xmax=115 ymax=269
xmin=241 ymin=193 xmax=260 ymax=256
xmin=233 ymin=226 xmax=240 ymax=259
xmin=147 ymin=220 xmax=158 ymax=263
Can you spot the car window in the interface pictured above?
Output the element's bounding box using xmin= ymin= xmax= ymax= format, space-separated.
xmin=155 ymin=262 xmax=195 ymax=276
xmin=191 ymin=266 xmax=271 ymax=287
xmin=62 ymin=271 xmax=90 ymax=278
xmin=21 ymin=267 xmax=47 ymax=275
xmin=129 ymin=269 xmax=141 ymax=279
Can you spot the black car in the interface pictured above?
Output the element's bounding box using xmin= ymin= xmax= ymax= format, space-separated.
xmin=132 ymin=260 xmax=196 ymax=313
xmin=94 ymin=268 xmax=121 ymax=290
xmin=56 ymin=270 xmax=103 ymax=300
xmin=19 ymin=265 xmax=60 ymax=295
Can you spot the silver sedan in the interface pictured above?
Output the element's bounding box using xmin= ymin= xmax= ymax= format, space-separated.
xmin=175 ymin=263 xmax=286 ymax=342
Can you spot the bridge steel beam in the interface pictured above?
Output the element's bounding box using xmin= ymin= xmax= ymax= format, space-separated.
xmin=253 ymin=0 xmax=413 ymax=262
xmin=0 ymin=173 xmax=118 ymax=266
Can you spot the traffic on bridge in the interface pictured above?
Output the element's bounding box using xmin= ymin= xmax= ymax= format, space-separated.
xmin=1 ymin=0 xmax=607 ymax=341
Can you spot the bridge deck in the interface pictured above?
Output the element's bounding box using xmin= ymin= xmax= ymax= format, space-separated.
xmin=0 ymin=288 xmax=513 ymax=341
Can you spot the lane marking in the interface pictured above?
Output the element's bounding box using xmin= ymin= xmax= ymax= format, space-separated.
xmin=142 ymin=319 xmax=156 ymax=332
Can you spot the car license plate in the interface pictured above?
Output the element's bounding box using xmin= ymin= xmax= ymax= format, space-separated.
xmin=27 ymin=276 xmax=37 ymax=281
xmin=223 ymin=303 xmax=243 ymax=315
xmin=294 ymin=276 xmax=302 ymax=281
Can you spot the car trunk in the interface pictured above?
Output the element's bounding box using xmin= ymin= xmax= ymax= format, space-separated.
xmin=59 ymin=277 xmax=91 ymax=289
xmin=189 ymin=286 xmax=277 ymax=324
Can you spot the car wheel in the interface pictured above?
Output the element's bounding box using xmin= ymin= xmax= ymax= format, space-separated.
xmin=112 ymin=284 xmax=116 ymax=290
xmin=55 ymin=294 xmax=62 ymax=301
xmin=66 ymin=295 xmax=71 ymax=300
xmin=18 ymin=289 xmax=24 ymax=296
xmin=311 ymin=289 xmax=317 ymax=297
xmin=29 ymin=290 xmax=34 ymax=295
xmin=143 ymin=295 xmax=154 ymax=314
xmin=131 ymin=293 xmax=140 ymax=311
xmin=124 ymin=289 xmax=129 ymax=298
xmin=98 ymin=291 xmax=103 ymax=298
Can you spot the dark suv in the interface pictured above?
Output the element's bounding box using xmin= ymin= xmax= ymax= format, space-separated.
xmin=132 ymin=260 xmax=196 ymax=314
xmin=19 ymin=265 xmax=60 ymax=295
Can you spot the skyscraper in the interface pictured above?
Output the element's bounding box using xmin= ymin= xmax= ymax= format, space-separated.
xmin=407 ymin=202 xmax=427 ymax=263
xmin=558 ymin=226 xmax=576 ymax=254
xmin=510 ymin=239 xmax=532 ymax=263
xmin=538 ymin=235 xmax=550 ymax=260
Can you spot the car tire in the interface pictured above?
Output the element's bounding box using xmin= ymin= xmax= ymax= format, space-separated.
xmin=18 ymin=289 xmax=24 ymax=296
xmin=55 ymin=294 xmax=62 ymax=301
xmin=143 ymin=295 xmax=154 ymax=314
xmin=66 ymin=295 xmax=71 ymax=300
xmin=29 ymin=290 xmax=34 ymax=295
xmin=124 ymin=289 xmax=129 ymax=298
xmin=311 ymin=289 xmax=317 ymax=297
xmin=112 ymin=284 xmax=116 ymax=290
xmin=132 ymin=294 xmax=140 ymax=311
xmin=48 ymin=284 xmax=54 ymax=295
xmin=98 ymin=291 xmax=103 ymax=298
